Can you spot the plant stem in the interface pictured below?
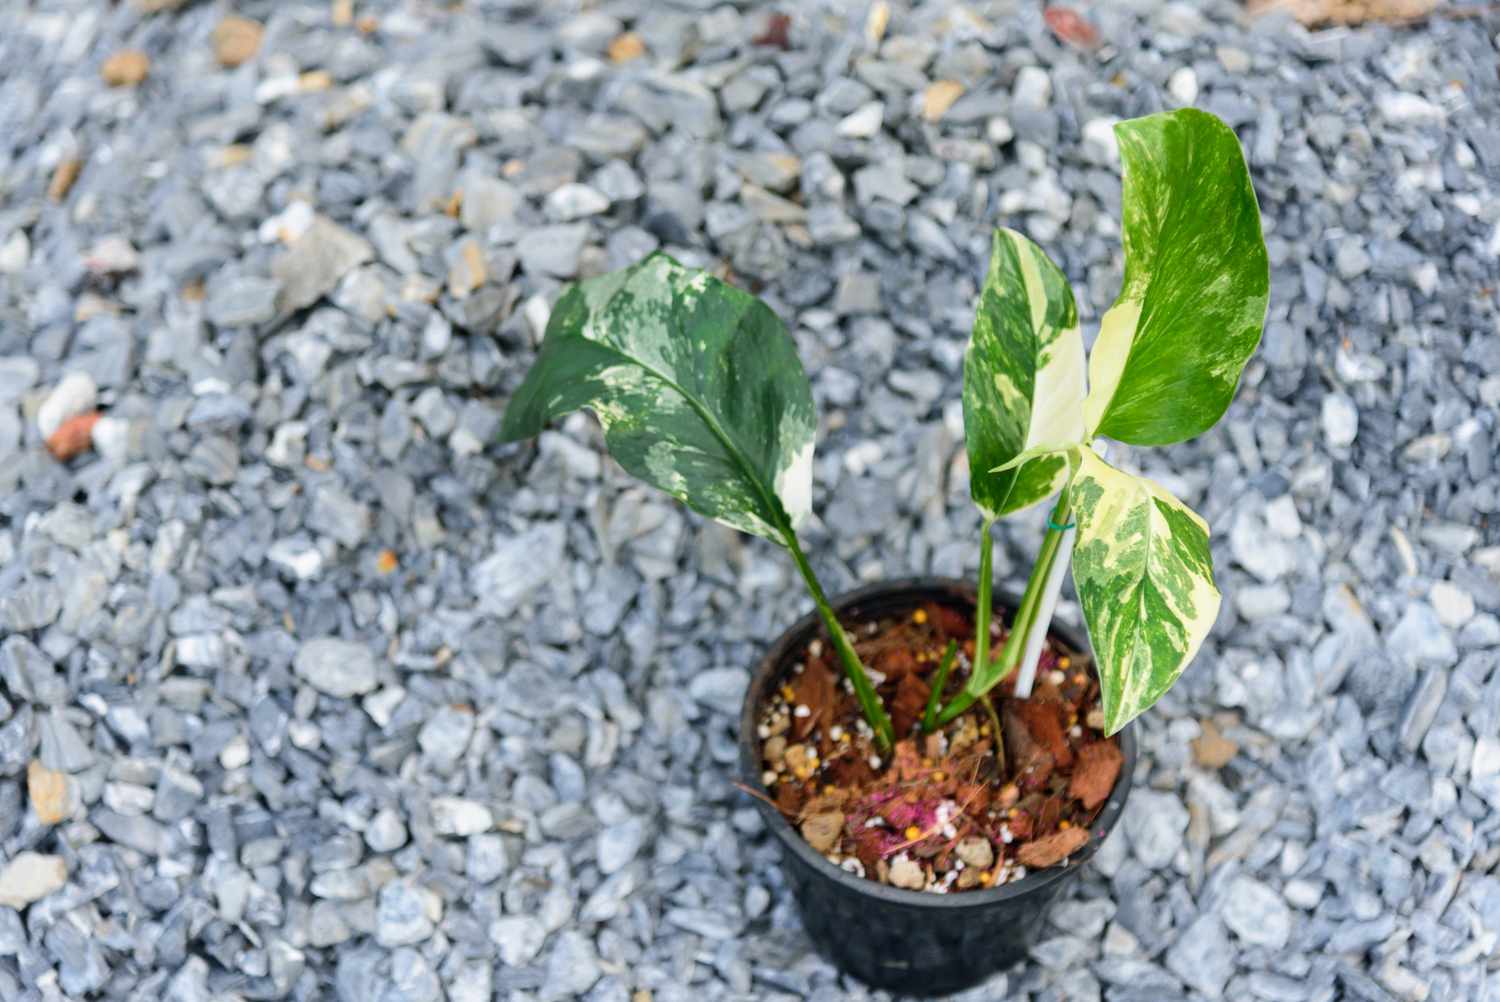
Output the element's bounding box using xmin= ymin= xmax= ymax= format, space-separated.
xmin=783 ymin=533 xmax=895 ymax=751
xmin=973 ymin=518 xmax=995 ymax=683
xmin=934 ymin=485 xmax=1075 ymax=726
xmin=920 ymin=640 xmax=958 ymax=733
xmin=980 ymin=694 xmax=1004 ymax=751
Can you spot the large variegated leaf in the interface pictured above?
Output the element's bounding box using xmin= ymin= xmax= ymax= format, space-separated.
xmin=1070 ymin=447 xmax=1220 ymax=734
xmin=1083 ymin=109 xmax=1270 ymax=446
xmin=500 ymin=253 xmax=816 ymax=544
xmin=964 ymin=228 xmax=1087 ymax=518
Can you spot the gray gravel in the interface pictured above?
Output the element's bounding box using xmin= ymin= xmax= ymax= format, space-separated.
xmin=1 ymin=1 xmax=1498 ymax=1000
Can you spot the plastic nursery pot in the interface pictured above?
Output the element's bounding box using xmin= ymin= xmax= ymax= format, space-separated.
xmin=738 ymin=576 xmax=1137 ymax=997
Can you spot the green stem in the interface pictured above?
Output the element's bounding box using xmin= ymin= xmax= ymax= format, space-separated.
xmin=783 ymin=533 xmax=895 ymax=751
xmin=920 ymin=640 xmax=958 ymax=733
xmin=980 ymin=694 xmax=1004 ymax=750
xmin=973 ymin=519 xmax=995 ymax=684
xmin=935 ymin=486 xmax=1075 ymax=726
xmin=986 ymin=694 xmax=1007 ymax=773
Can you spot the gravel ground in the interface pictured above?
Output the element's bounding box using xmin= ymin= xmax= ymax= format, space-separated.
xmin=1 ymin=1 xmax=1498 ymax=1000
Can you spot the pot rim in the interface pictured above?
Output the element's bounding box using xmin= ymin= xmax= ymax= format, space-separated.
xmin=738 ymin=575 xmax=1137 ymax=910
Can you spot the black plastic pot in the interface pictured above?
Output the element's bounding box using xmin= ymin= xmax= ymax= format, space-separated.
xmin=738 ymin=577 xmax=1137 ymax=996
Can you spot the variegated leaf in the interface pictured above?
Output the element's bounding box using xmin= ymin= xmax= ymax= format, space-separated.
xmin=1070 ymin=447 xmax=1220 ymax=734
xmin=1084 ymin=108 xmax=1270 ymax=446
xmin=964 ymin=228 xmax=1087 ymax=519
xmin=500 ymin=253 xmax=816 ymax=544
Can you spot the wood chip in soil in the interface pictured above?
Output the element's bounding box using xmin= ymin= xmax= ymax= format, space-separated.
xmin=1016 ymin=826 xmax=1090 ymax=868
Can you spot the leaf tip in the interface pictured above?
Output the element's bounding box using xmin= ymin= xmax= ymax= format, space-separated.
xmin=496 ymin=410 xmax=534 ymax=444
xmin=498 ymin=391 xmax=551 ymax=444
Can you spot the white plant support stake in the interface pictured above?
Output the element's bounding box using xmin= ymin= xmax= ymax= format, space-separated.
xmin=1012 ymin=522 xmax=1075 ymax=700
xmin=1013 ymin=443 xmax=1105 ymax=699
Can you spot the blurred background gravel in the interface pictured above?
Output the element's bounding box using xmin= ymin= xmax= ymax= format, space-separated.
xmin=0 ymin=1 xmax=1497 ymax=1000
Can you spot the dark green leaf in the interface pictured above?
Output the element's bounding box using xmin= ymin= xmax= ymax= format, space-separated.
xmin=500 ymin=253 xmax=816 ymax=543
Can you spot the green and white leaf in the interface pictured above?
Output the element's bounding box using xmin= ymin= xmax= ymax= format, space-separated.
xmin=964 ymin=228 xmax=1087 ymax=519
xmin=990 ymin=443 xmax=1082 ymax=476
xmin=1069 ymin=447 xmax=1221 ymax=734
xmin=1083 ymin=108 xmax=1270 ymax=446
xmin=500 ymin=253 xmax=816 ymax=544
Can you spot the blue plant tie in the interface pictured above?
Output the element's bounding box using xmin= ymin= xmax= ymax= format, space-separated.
xmin=1047 ymin=516 xmax=1076 ymax=532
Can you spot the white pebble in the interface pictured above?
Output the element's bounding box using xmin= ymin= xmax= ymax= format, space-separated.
xmin=0 ymin=853 xmax=68 ymax=910
xmin=288 ymin=721 xmax=322 ymax=749
xmin=36 ymin=372 xmax=97 ymax=439
xmin=1013 ymin=65 xmax=1051 ymax=108
xmin=843 ymin=440 xmax=883 ymax=477
xmin=258 ymin=200 xmax=314 ymax=244
xmin=1378 ymin=92 xmax=1445 ymax=125
xmin=522 ymin=295 xmax=551 ymax=339
xmin=1264 ymin=495 xmax=1302 ymax=539
xmin=543 ymin=183 xmax=610 ymax=222
xmin=837 ymin=102 xmax=884 ymax=139
xmin=1430 ymin=581 xmax=1475 ymax=628
xmin=0 ymin=231 xmax=28 ymax=274
xmin=91 ymin=416 xmax=131 ymax=463
xmin=1412 ymin=261 xmax=1439 ymax=296
xmin=83 ymin=235 xmax=139 ymax=274
xmin=1168 ymin=67 xmax=1198 ymax=105
xmin=1321 ymin=393 xmax=1359 ymax=448
xmin=1081 ymin=117 xmax=1120 ymax=166
xmin=219 ymin=735 xmax=251 ymax=770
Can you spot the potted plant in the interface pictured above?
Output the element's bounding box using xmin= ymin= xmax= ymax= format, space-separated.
xmin=499 ymin=107 xmax=1269 ymax=994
